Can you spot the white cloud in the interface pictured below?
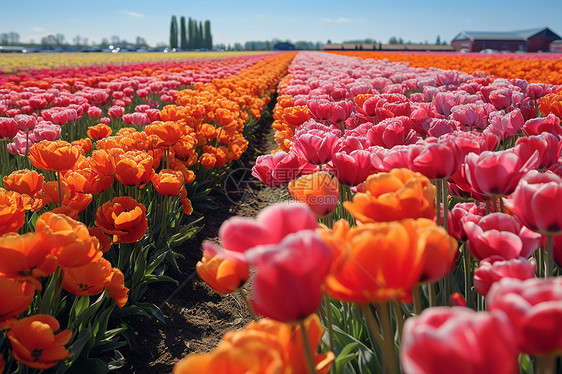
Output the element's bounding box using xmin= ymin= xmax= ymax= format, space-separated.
xmin=321 ymin=18 xmax=362 ymax=24
xmin=122 ymin=10 xmax=144 ymax=18
xmin=32 ymin=26 xmax=43 ymax=31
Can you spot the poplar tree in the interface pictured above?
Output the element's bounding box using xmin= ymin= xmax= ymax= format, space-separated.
xmin=169 ymin=16 xmax=178 ymax=49
xmin=204 ymin=20 xmax=212 ymax=50
xmin=180 ymin=16 xmax=187 ymax=50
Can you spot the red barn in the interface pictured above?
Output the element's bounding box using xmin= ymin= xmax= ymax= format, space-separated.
xmin=451 ymin=28 xmax=561 ymax=52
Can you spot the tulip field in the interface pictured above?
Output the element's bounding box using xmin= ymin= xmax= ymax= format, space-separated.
xmin=1 ymin=50 xmax=562 ymax=374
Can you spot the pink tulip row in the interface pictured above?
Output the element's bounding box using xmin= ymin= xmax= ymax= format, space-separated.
xmin=253 ymin=51 xmax=562 ymax=372
xmin=0 ymin=54 xmax=277 ymax=155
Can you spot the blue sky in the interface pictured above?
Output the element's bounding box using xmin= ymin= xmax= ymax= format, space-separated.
xmin=2 ymin=0 xmax=562 ymax=46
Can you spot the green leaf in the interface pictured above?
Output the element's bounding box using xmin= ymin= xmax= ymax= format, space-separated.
xmin=519 ymin=354 xmax=534 ymax=374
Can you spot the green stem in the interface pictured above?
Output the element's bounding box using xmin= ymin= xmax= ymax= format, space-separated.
xmin=238 ymin=288 xmax=257 ymax=321
xmin=434 ymin=179 xmax=442 ymax=227
xmin=492 ymin=196 xmax=500 ymax=214
xmin=298 ymin=319 xmax=318 ymax=374
xmin=412 ymin=284 xmax=423 ymax=315
xmin=57 ymin=171 xmax=63 ymax=207
xmin=359 ymin=304 xmax=384 ymax=349
xmin=462 ymin=243 xmax=474 ymax=309
xmin=499 ymin=197 xmax=505 ymax=213
xmin=428 ymin=282 xmax=437 ymax=307
xmin=375 ymin=302 xmax=399 ymax=374
xmin=441 ymin=178 xmax=449 ymax=232
xmin=547 ymin=234 xmax=554 ymax=278
xmin=161 ymin=195 xmax=168 ymax=240
xmin=391 ymin=301 xmax=404 ymax=344
xmin=323 ymin=296 xmax=336 ymax=355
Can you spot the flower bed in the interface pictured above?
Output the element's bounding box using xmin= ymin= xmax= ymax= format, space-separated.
xmin=329 ymin=50 xmax=562 ymax=85
xmin=185 ymin=51 xmax=562 ymax=373
xmin=0 ymin=51 xmax=295 ymax=372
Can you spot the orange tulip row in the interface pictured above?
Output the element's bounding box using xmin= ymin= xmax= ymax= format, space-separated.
xmin=0 ymin=52 xmax=296 ymax=371
xmin=328 ymin=51 xmax=562 ymax=85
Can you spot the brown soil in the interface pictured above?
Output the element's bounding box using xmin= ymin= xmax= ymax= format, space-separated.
xmin=117 ymin=105 xmax=285 ymax=373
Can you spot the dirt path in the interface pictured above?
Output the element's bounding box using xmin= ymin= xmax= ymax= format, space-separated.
xmin=118 ymin=102 xmax=284 ymax=373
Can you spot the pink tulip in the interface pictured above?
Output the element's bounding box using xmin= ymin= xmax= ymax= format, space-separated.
xmin=246 ymin=230 xmax=332 ymax=322
xmin=487 ymin=277 xmax=562 ymax=355
xmin=489 ymin=87 xmax=522 ymax=110
xmin=100 ymin=117 xmax=111 ymax=125
xmin=449 ymin=202 xmax=487 ymax=242
xmin=327 ymin=149 xmax=377 ymax=186
xmin=6 ymin=131 xmax=33 ymax=156
xmin=401 ymin=307 xmax=518 ymax=374
xmin=13 ymin=114 xmax=37 ymax=132
xmin=366 ymin=117 xmax=419 ymax=148
xmin=293 ymin=130 xmax=340 ymax=165
xmin=474 ymin=256 xmax=536 ymax=296
xmin=29 ymin=121 xmax=61 ymax=142
xmin=515 ymin=133 xmax=560 ymax=170
xmin=450 ymin=103 xmax=488 ymax=131
xmin=252 ymin=151 xmax=317 ymax=187
xmin=464 ymin=147 xmax=538 ymax=197
xmin=463 ymin=213 xmax=541 ymax=260
xmin=410 ymin=138 xmax=463 ymax=180
xmin=488 ymin=110 xmax=525 ymax=140
xmin=523 ymin=114 xmax=562 ymax=138
xmin=504 ymin=171 xmax=562 ymax=235
xmin=108 ymin=105 xmax=125 ymax=119
xmin=87 ymin=106 xmax=102 ymax=119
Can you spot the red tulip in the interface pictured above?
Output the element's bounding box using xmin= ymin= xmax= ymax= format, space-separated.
xmin=487 ymin=277 xmax=562 ymax=355
xmin=401 ymin=307 xmax=518 ymax=374
xmin=474 ymin=256 xmax=536 ymax=296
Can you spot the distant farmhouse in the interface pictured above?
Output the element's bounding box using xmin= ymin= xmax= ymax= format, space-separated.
xmin=322 ymin=43 xmax=454 ymax=52
xmin=451 ymin=27 xmax=561 ymax=52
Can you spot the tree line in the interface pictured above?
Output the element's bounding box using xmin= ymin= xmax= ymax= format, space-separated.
xmin=170 ymin=16 xmax=212 ymax=50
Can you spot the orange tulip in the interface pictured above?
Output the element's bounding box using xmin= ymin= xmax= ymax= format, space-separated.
xmin=49 ymin=205 xmax=80 ymax=220
xmin=343 ymin=168 xmax=435 ymax=224
xmin=95 ymin=196 xmax=148 ymax=243
xmin=90 ymin=149 xmax=120 ymax=176
xmin=324 ymin=219 xmax=426 ymax=304
xmin=173 ymin=314 xmax=334 ymax=374
xmin=114 ymin=150 xmax=154 ymax=188
xmin=87 ymin=124 xmax=112 ymax=140
xmin=28 ymin=140 xmax=81 ymax=172
xmin=288 ymin=171 xmax=339 ymax=218
xmin=64 ymin=168 xmax=114 ymax=194
xmin=196 ymin=250 xmax=249 ymax=294
xmin=0 ymin=277 xmax=38 ymax=329
xmin=144 ymin=121 xmax=184 ymax=147
xmin=61 ymin=254 xmax=110 ymax=297
xmin=87 ymin=227 xmax=112 ymax=253
xmin=2 ymin=169 xmax=44 ymax=197
xmin=0 ymin=232 xmax=58 ymax=279
xmin=416 ymin=218 xmax=459 ymax=283
xmin=107 ymin=268 xmax=128 ymax=308
xmin=35 ymin=212 xmax=100 ymax=268
xmin=538 ymin=93 xmax=562 ymax=117
xmin=152 ymin=169 xmax=184 ymax=196
xmin=71 ymin=138 xmax=93 ymax=155
xmin=7 ymin=314 xmax=72 ymax=369
xmin=0 ymin=188 xmax=26 ymax=235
